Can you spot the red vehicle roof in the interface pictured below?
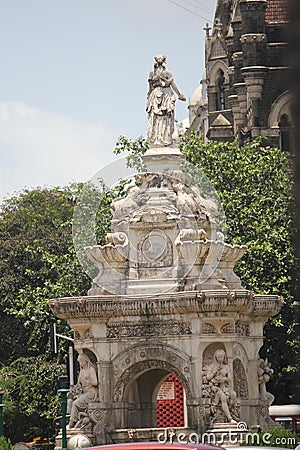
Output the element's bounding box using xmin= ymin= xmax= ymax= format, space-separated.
xmin=86 ymin=443 xmax=223 ymax=450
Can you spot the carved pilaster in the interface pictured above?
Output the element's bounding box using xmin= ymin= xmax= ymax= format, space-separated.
xmin=229 ymin=94 xmax=245 ymax=134
xmin=234 ymin=82 xmax=247 ymax=122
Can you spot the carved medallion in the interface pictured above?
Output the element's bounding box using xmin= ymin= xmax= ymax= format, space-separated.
xmin=138 ymin=230 xmax=173 ymax=268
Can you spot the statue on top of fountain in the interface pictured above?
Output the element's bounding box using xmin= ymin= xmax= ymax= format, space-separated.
xmin=146 ymin=54 xmax=186 ymax=147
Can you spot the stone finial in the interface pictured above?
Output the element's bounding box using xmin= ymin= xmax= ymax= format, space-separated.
xmin=204 ymin=23 xmax=211 ymax=38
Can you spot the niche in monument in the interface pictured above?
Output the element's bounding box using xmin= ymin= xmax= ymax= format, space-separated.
xmin=125 ymin=370 xmax=186 ymax=429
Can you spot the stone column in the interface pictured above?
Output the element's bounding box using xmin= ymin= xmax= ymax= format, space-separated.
xmin=234 ymin=82 xmax=247 ymax=129
xmin=190 ymin=341 xmax=204 ymax=431
xmin=230 ymin=94 xmax=244 ymax=139
xmin=242 ymin=67 xmax=267 ymax=128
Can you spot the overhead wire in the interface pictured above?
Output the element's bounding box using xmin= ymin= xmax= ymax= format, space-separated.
xmin=193 ymin=0 xmax=215 ymax=8
xmin=181 ymin=0 xmax=214 ymax=15
xmin=166 ymin=0 xmax=212 ymax=21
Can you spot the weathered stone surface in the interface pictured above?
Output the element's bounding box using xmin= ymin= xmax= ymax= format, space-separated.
xmin=51 ymin=55 xmax=282 ymax=446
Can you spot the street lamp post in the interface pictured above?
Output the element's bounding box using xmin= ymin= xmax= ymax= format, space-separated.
xmin=58 ymin=376 xmax=69 ymax=450
xmin=0 ymin=389 xmax=5 ymax=438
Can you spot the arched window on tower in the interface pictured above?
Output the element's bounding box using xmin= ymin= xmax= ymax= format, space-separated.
xmin=279 ymin=114 xmax=291 ymax=152
xmin=216 ymin=69 xmax=226 ymax=111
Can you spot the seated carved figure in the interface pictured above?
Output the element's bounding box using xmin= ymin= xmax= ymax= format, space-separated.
xmin=205 ymin=349 xmax=239 ymax=423
xmin=68 ymin=353 xmax=98 ymax=429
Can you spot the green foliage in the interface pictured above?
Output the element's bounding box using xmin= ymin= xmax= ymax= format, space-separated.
xmin=114 ymin=135 xmax=148 ymax=171
xmin=0 ymin=185 xmax=90 ymax=365
xmin=1 ymin=357 xmax=62 ymax=419
xmin=0 ymin=186 xmax=91 ymax=440
xmin=241 ymin=427 xmax=299 ymax=447
xmin=0 ymin=436 xmax=12 ymax=450
xmin=0 ymin=182 xmax=121 ymax=442
xmin=0 ymin=357 xmax=64 ymax=443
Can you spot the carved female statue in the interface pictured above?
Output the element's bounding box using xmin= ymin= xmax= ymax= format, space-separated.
xmin=146 ymin=55 xmax=186 ymax=147
xmin=206 ymin=349 xmax=239 ymax=423
xmin=68 ymin=353 xmax=98 ymax=429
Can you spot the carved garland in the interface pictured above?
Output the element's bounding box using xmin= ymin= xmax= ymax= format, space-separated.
xmin=201 ymin=321 xmax=250 ymax=335
xmin=235 ymin=320 xmax=250 ymax=336
xmin=107 ymin=321 xmax=191 ymax=338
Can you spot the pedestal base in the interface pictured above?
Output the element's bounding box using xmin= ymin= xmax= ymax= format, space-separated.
xmin=206 ymin=422 xmax=248 ymax=447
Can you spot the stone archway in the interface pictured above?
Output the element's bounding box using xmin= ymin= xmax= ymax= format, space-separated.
xmin=113 ymin=359 xmax=192 ymax=429
xmin=268 ymin=90 xmax=292 ymax=128
xmin=126 ymin=367 xmax=169 ymax=428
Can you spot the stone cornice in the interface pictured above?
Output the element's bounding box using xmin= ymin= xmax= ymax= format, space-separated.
xmin=240 ymin=66 xmax=268 ymax=78
xmin=251 ymin=294 xmax=283 ymax=316
xmin=50 ymin=290 xmax=282 ymax=320
xmin=239 ymin=0 xmax=267 ymax=10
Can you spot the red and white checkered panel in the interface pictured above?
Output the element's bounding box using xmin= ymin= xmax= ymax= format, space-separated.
xmin=156 ymin=374 xmax=185 ymax=427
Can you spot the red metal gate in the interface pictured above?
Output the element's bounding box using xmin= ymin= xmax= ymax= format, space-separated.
xmin=156 ymin=374 xmax=185 ymax=427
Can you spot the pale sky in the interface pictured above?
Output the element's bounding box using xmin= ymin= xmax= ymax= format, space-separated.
xmin=0 ymin=0 xmax=217 ymax=202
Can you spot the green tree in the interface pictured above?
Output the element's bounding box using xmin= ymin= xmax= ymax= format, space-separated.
xmin=0 ymin=185 xmax=88 ymax=441
xmin=0 ymin=186 xmax=89 ymax=365
xmin=0 ymin=436 xmax=12 ymax=450
xmin=0 ymin=182 xmax=123 ymax=442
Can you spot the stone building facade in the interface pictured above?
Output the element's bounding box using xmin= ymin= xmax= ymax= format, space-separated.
xmin=190 ymin=0 xmax=292 ymax=149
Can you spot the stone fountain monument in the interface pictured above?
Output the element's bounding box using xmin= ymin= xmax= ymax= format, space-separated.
xmin=50 ymin=55 xmax=282 ymax=447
